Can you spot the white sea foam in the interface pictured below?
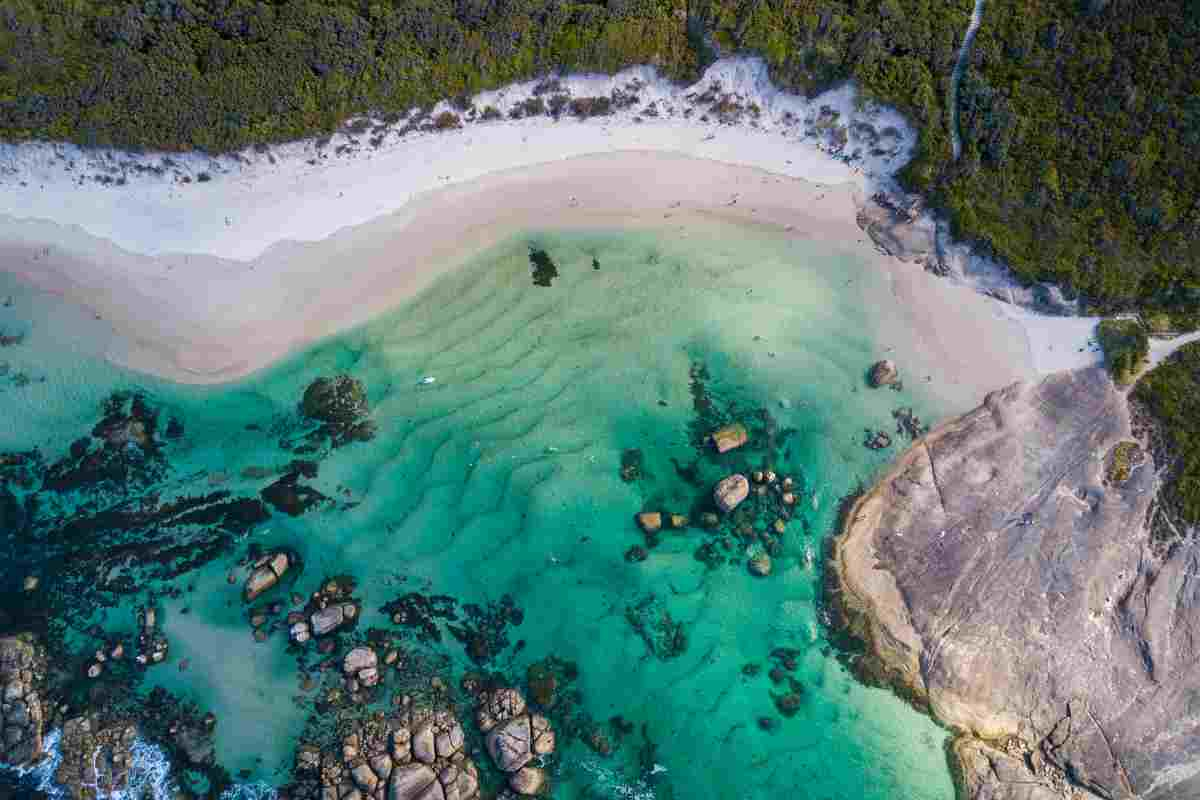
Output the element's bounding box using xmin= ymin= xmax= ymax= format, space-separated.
xmin=0 ymin=730 xmax=177 ymax=799
xmin=0 ymin=729 xmax=64 ymax=796
xmin=220 ymin=781 xmax=279 ymax=800
xmin=578 ymin=758 xmax=659 ymax=799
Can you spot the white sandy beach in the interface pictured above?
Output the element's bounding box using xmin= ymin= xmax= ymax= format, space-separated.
xmin=0 ymin=56 xmax=1111 ymax=398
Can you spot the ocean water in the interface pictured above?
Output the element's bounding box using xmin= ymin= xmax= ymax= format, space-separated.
xmin=0 ymin=223 xmax=959 ymax=799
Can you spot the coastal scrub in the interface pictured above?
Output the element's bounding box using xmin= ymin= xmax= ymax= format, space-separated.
xmin=1132 ymin=341 xmax=1200 ymax=526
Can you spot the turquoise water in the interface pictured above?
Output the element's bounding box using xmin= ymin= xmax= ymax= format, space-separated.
xmin=1 ymin=223 xmax=958 ymax=799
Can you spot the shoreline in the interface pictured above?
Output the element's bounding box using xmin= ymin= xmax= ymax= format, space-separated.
xmin=825 ymin=403 xmax=1022 ymax=800
xmin=0 ymin=55 xmax=1106 ymax=393
xmin=0 ymin=151 xmax=1040 ymax=409
xmin=0 ymin=58 xmax=908 ymax=264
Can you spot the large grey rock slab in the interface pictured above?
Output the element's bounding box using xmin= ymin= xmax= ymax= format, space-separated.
xmin=833 ymin=368 xmax=1200 ymax=799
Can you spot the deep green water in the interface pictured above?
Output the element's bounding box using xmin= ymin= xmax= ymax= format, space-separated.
xmin=1 ymin=223 xmax=960 ymax=799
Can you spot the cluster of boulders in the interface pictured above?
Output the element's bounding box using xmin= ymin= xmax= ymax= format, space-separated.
xmin=344 ymin=647 xmax=381 ymax=691
xmin=476 ymin=687 xmax=555 ymax=796
xmin=750 ymin=471 xmax=797 ymax=507
xmin=54 ymin=715 xmax=137 ymax=800
xmin=288 ymin=578 xmax=361 ymax=646
xmin=287 ymin=707 xmax=480 ymax=800
xmin=725 ymin=471 xmax=797 ymax=576
xmin=863 ymin=429 xmax=893 ymax=450
xmin=85 ymin=637 xmax=126 ymax=679
xmin=86 ymin=605 xmax=167 ymax=678
xmin=0 ymin=635 xmax=44 ymax=764
xmin=628 ymin=415 xmax=802 ymax=575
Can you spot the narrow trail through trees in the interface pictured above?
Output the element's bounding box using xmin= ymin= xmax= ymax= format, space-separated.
xmin=949 ymin=0 xmax=987 ymax=159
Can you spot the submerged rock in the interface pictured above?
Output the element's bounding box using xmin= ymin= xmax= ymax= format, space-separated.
xmin=301 ymin=375 xmax=369 ymax=425
xmin=832 ymin=368 xmax=1200 ymax=799
xmin=713 ymin=474 xmax=749 ymax=512
xmin=288 ymin=708 xmax=479 ymax=800
xmin=509 ymin=765 xmax=546 ymax=795
xmin=260 ymin=472 xmax=329 ymax=516
xmin=747 ymin=552 xmax=772 ymax=577
xmin=486 ymin=714 xmax=533 ymax=772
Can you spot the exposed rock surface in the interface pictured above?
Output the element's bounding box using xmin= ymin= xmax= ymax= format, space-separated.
xmin=244 ymin=550 xmax=291 ymax=601
xmin=477 ymin=688 xmax=555 ymax=795
xmin=713 ymin=474 xmax=749 ymax=512
xmin=867 ymin=359 xmax=899 ymax=388
xmin=635 ymin=512 xmax=662 ymax=534
xmin=0 ymin=635 xmax=43 ymax=764
xmin=832 ymin=368 xmax=1200 ymax=800
xmin=856 ymin=192 xmax=937 ymax=266
xmin=708 ymin=422 xmax=749 ymax=453
xmin=55 ymin=716 xmax=138 ymax=800
xmin=286 ymin=709 xmax=478 ymax=800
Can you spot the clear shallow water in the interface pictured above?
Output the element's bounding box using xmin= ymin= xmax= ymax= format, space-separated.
xmin=1 ymin=224 xmax=958 ymax=799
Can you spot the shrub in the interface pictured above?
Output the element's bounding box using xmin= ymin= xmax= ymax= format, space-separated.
xmin=1097 ymin=319 xmax=1149 ymax=386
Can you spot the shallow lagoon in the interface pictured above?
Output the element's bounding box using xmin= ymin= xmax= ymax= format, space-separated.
xmin=1 ymin=223 xmax=960 ymax=799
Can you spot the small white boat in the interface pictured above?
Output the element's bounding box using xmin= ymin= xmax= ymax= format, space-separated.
xmin=418 ymin=376 xmax=436 ymax=385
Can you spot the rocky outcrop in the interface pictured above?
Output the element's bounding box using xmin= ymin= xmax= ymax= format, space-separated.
xmin=867 ymin=359 xmax=899 ymax=388
xmin=54 ymin=716 xmax=138 ymax=800
xmin=713 ymin=474 xmax=749 ymax=512
xmin=341 ymin=646 xmax=381 ymax=691
xmin=0 ymin=635 xmax=43 ymax=765
xmin=287 ymin=708 xmax=479 ymax=800
xmin=831 ymin=367 xmax=1200 ymax=800
xmin=245 ymin=550 xmax=291 ymax=602
xmin=708 ymin=423 xmax=749 ymax=453
xmin=477 ymin=688 xmax=555 ymax=795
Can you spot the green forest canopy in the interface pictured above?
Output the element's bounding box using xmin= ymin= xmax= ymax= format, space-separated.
xmin=1 ymin=0 xmax=1198 ymax=316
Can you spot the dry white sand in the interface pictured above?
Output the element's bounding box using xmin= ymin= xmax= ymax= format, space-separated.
xmin=0 ymin=151 xmax=1034 ymax=410
xmin=0 ymin=55 xmax=1114 ymax=397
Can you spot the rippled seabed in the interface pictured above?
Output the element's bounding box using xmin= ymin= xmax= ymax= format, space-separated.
xmin=0 ymin=224 xmax=958 ymax=799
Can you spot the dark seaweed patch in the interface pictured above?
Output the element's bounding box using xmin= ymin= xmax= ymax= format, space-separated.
xmin=529 ymin=248 xmax=559 ymax=287
xmin=446 ymin=594 xmax=524 ymax=665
